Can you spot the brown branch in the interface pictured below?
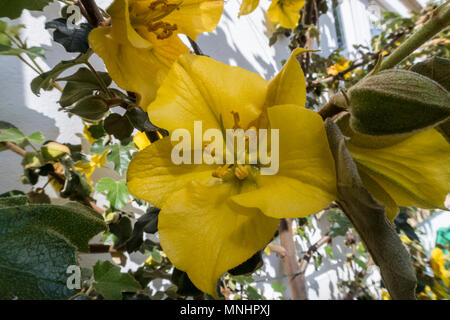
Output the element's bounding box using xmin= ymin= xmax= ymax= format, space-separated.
xmin=268 ymin=244 xmax=287 ymax=257
xmin=80 ymin=0 xmax=105 ymax=27
xmin=279 ymin=218 xmax=307 ymax=300
xmin=298 ymin=234 xmax=331 ymax=274
xmin=1 ymin=141 xmax=26 ymax=156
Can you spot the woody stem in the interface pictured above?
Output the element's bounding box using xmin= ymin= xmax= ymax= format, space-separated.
xmin=380 ymin=1 xmax=450 ymax=70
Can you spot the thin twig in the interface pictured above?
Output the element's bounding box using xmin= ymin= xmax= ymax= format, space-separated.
xmin=380 ymin=1 xmax=450 ymax=70
xmin=80 ymin=0 xmax=105 ymax=27
xmin=188 ymin=37 xmax=205 ymax=56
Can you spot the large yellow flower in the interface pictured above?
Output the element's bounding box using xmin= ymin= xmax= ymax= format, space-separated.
xmin=239 ymin=0 xmax=305 ymax=29
xmin=89 ymin=0 xmax=224 ymax=110
xmin=338 ymin=114 xmax=450 ymax=221
xmin=127 ymin=49 xmax=337 ymax=297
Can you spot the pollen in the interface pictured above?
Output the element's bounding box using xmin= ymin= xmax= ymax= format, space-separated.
xmin=147 ymin=21 xmax=178 ymax=39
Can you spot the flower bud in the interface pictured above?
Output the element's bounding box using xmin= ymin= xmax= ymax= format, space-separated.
xmin=41 ymin=142 xmax=71 ymax=161
xmin=347 ymin=69 xmax=450 ymax=136
xmin=409 ymin=57 xmax=450 ymax=91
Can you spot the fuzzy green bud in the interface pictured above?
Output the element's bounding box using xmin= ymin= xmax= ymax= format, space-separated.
xmin=347 ymin=69 xmax=450 ymax=136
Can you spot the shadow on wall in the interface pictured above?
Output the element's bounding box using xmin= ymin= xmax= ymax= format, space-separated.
xmin=197 ymin=9 xmax=290 ymax=80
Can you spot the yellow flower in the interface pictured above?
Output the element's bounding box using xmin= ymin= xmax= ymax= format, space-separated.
xmin=268 ymin=0 xmax=305 ymax=29
xmin=381 ymin=289 xmax=391 ymax=300
xmin=75 ymin=150 xmax=109 ymax=184
xmin=431 ymin=247 xmax=450 ymax=288
xmin=238 ymin=0 xmax=305 ymax=29
xmin=417 ymin=285 xmax=438 ymax=300
xmin=338 ymin=114 xmax=450 ymax=221
xmin=127 ymin=49 xmax=337 ymax=297
xmin=83 ymin=124 xmax=98 ymax=145
xmin=133 ymin=131 xmax=152 ymax=150
xmin=89 ymin=0 xmax=224 ymax=110
xmin=327 ymin=59 xmax=351 ymax=79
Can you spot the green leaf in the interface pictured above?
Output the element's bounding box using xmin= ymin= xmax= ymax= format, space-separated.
xmin=326 ymin=209 xmax=351 ymax=238
xmin=0 ymin=200 xmax=107 ymax=299
xmin=171 ymin=268 xmax=202 ymax=297
xmin=31 ymin=52 xmax=91 ymax=95
xmin=325 ymin=119 xmax=416 ymax=300
xmin=95 ymin=178 xmax=130 ymax=209
xmin=108 ymin=215 xmax=132 ymax=249
xmin=0 ymin=195 xmax=28 ymax=208
xmin=67 ymin=95 xmax=109 ymax=121
xmin=0 ymin=0 xmax=53 ymax=19
xmin=27 ymin=131 xmax=45 ymax=144
xmin=45 ymin=18 xmax=94 ymax=53
xmin=151 ymin=246 xmax=163 ymax=263
xmin=58 ymin=67 xmax=111 ymax=111
xmin=93 ymin=261 xmax=142 ymax=300
xmin=271 ymin=282 xmax=286 ymax=294
xmin=125 ymin=206 xmax=159 ymax=253
xmin=324 ymin=245 xmax=334 ymax=259
xmin=104 ymin=114 xmax=134 ymax=140
xmin=354 ymin=257 xmax=368 ymax=270
xmin=107 ymin=144 xmax=132 ymax=176
xmin=0 ymin=45 xmax=45 ymax=58
xmin=0 ymin=128 xmax=26 ymax=144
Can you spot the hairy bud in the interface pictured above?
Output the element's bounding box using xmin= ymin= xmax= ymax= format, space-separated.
xmin=347 ymin=69 xmax=450 ymax=136
xmin=409 ymin=57 xmax=450 ymax=91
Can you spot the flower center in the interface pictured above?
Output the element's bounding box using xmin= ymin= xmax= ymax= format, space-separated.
xmin=209 ymin=111 xmax=259 ymax=181
xmin=129 ymin=0 xmax=181 ymax=40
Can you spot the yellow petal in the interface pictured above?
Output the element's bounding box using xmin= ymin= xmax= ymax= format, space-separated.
xmin=148 ymin=54 xmax=267 ymax=135
xmin=92 ymin=150 xmax=109 ymax=168
xmin=133 ymin=131 xmax=151 ymax=150
xmin=268 ymin=0 xmax=305 ymax=29
xmin=265 ymin=48 xmax=309 ymax=108
xmin=164 ymin=0 xmax=224 ymax=40
xmin=238 ymin=0 xmax=260 ymax=16
xmin=348 ymin=128 xmax=450 ymax=210
xmin=74 ymin=161 xmax=95 ymax=184
xmin=107 ymin=0 xmax=152 ymax=48
xmin=127 ymin=137 xmax=213 ymax=208
xmin=358 ymin=167 xmax=399 ymax=221
xmin=231 ymin=105 xmax=337 ymax=218
xmin=83 ymin=125 xmax=97 ymax=145
xmin=89 ymin=27 xmax=188 ymax=110
xmin=158 ymin=178 xmax=279 ymax=297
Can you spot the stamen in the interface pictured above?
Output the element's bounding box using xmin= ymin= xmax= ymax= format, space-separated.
xmin=212 ymin=164 xmax=232 ymax=179
xmin=234 ymin=164 xmax=250 ymax=180
xmin=231 ymin=111 xmax=241 ymax=130
xmin=147 ymin=21 xmax=178 ymax=39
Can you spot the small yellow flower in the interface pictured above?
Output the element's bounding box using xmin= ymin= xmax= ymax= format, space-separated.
xmin=83 ymin=125 xmax=98 ymax=145
xmin=127 ymin=49 xmax=337 ymax=297
xmin=327 ymin=59 xmax=351 ymax=79
xmin=381 ymin=289 xmax=391 ymax=300
xmin=238 ymin=0 xmax=305 ymax=29
xmin=75 ymin=150 xmax=109 ymax=184
xmin=430 ymin=247 xmax=450 ymax=288
xmin=89 ymin=0 xmax=224 ymax=110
